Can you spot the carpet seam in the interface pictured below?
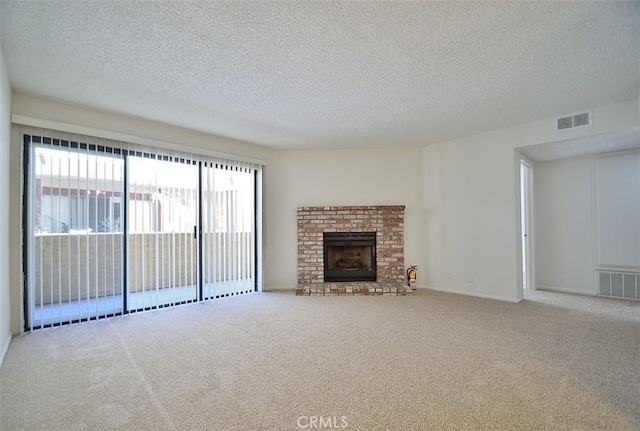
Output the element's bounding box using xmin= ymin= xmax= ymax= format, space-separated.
xmin=109 ymin=320 xmax=177 ymax=431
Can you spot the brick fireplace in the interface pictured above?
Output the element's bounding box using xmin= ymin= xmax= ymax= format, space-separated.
xmin=297 ymin=206 xmax=405 ymax=287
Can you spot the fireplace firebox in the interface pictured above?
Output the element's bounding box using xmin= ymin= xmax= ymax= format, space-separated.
xmin=323 ymin=232 xmax=376 ymax=282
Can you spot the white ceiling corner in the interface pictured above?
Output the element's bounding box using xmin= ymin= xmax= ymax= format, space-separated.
xmin=1 ymin=1 xmax=638 ymax=150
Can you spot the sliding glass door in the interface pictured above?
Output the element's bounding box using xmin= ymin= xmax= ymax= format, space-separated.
xmin=25 ymin=132 xmax=260 ymax=330
xmin=201 ymin=163 xmax=255 ymax=299
xmin=127 ymin=156 xmax=199 ymax=310
xmin=28 ymin=140 xmax=125 ymax=328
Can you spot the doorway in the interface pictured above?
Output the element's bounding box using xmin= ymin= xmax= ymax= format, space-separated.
xmin=520 ymin=159 xmax=534 ymax=291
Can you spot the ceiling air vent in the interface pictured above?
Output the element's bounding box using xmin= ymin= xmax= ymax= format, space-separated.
xmin=556 ymin=111 xmax=591 ymax=132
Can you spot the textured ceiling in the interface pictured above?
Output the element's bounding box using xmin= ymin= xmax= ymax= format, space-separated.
xmin=1 ymin=1 xmax=638 ymax=150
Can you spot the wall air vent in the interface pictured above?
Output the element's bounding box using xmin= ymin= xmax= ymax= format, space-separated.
xmin=556 ymin=111 xmax=591 ymax=132
xmin=598 ymin=271 xmax=639 ymax=301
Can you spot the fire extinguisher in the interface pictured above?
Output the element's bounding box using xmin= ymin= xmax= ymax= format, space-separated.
xmin=406 ymin=265 xmax=418 ymax=290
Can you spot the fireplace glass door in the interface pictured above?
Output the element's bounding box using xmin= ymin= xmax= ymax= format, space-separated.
xmin=323 ymin=232 xmax=376 ymax=282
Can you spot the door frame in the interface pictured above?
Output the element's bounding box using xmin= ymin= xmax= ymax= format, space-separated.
xmin=519 ymin=156 xmax=536 ymax=295
xmin=22 ymin=133 xmax=261 ymax=330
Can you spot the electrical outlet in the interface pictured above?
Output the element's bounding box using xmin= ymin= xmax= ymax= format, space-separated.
xmin=447 ymin=272 xmax=452 ymax=281
xmin=466 ymin=275 xmax=474 ymax=283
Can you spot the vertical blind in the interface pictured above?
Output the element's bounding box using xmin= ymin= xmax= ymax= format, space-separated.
xmin=201 ymin=161 xmax=256 ymax=300
xmin=127 ymin=154 xmax=200 ymax=310
xmin=23 ymin=126 xmax=261 ymax=330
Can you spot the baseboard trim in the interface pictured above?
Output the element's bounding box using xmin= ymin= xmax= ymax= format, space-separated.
xmin=265 ymin=285 xmax=426 ymax=293
xmin=536 ymin=285 xmax=597 ymax=296
xmin=264 ymin=286 xmax=296 ymax=292
xmin=425 ymin=286 xmax=520 ymax=303
xmin=0 ymin=333 xmax=12 ymax=368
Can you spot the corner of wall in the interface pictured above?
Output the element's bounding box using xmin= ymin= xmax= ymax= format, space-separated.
xmin=0 ymin=45 xmax=15 ymax=365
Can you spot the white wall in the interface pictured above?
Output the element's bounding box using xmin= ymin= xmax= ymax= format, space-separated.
xmin=421 ymin=129 xmax=523 ymax=301
xmin=0 ymin=47 xmax=13 ymax=363
xmin=594 ymin=150 xmax=640 ymax=270
xmin=264 ymin=147 xmax=425 ymax=289
xmin=11 ymin=94 xmax=272 ymax=162
xmin=535 ymin=156 xmax=597 ymax=295
xmin=420 ymin=98 xmax=639 ymax=302
xmin=422 ymin=143 xmax=444 ymax=289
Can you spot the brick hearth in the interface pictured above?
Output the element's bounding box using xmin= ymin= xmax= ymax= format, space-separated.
xmin=297 ymin=205 xmax=405 ymax=285
xmin=296 ymin=282 xmax=411 ymax=296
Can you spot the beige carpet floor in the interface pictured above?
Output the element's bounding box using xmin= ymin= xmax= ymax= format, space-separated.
xmin=1 ymin=289 xmax=638 ymax=430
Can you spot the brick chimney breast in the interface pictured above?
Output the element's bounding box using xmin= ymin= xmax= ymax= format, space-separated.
xmin=296 ymin=205 xmax=405 ymax=284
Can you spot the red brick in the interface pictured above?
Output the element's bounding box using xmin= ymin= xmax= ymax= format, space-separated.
xmin=297 ymin=205 xmax=405 ymax=283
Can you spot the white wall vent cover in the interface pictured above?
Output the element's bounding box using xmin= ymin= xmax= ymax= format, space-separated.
xmin=598 ymin=271 xmax=639 ymax=301
xmin=556 ymin=111 xmax=592 ymax=132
